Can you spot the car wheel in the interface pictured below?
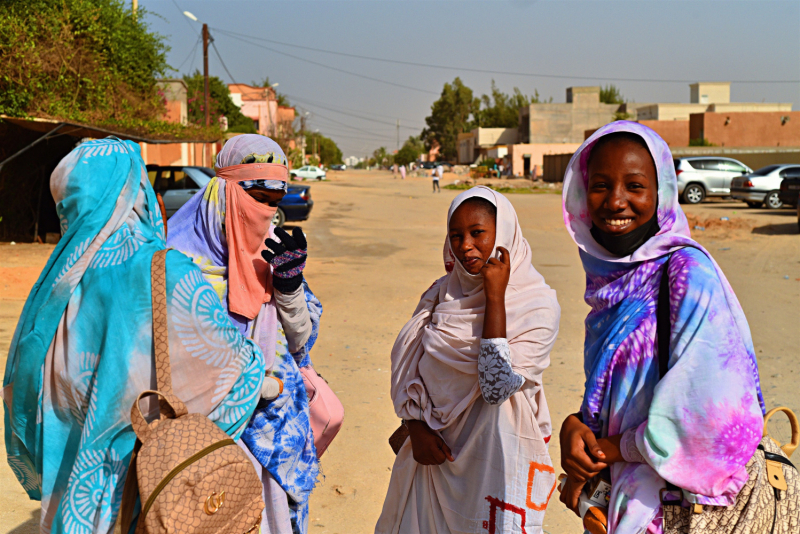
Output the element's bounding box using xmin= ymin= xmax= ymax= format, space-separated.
xmin=764 ymin=191 xmax=783 ymax=210
xmin=746 ymin=201 xmax=763 ymax=209
xmin=682 ymin=184 xmax=705 ymax=204
xmin=272 ymin=208 xmax=286 ymax=227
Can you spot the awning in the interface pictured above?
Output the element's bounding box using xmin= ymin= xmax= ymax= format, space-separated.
xmin=0 ymin=115 xmax=216 ymax=144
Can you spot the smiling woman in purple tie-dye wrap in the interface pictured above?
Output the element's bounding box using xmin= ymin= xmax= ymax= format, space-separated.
xmin=557 ymin=121 xmax=764 ymax=534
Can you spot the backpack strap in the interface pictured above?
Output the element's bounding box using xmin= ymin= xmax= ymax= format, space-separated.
xmin=151 ymin=249 xmax=174 ymax=396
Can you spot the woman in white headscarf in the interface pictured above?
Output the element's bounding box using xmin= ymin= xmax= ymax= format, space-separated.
xmin=376 ymin=186 xmax=561 ymax=534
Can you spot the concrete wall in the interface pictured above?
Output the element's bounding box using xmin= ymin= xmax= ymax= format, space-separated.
xmin=457 ymin=132 xmax=475 ymax=164
xmin=690 ymin=111 xmax=800 ymax=147
xmin=156 ymin=80 xmax=188 ymax=126
xmin=637 ymin=103 xmax=708 ymax=121
xmin=138 ymin=142 xmax=219 ymax=167
xmin=524 ymin=87 xmax=620 ymax=143
xmin=709 ymin=103 xmax=792 ymax=113
xmin=475 ymin=127 xmax=519 ymax=147
xmin=690 ymin=82 xmax=730 ymax=104
xmin=508 ymin=143 xmax=582 ymax=176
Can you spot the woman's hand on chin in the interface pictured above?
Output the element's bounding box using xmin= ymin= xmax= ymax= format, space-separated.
xmin=406 ymin=420 xmax=454 ymax=465
xmin=559 ymin=414 xmax=609 ymax=482
xmin=481 ymin=246 xmax=511 ymax=301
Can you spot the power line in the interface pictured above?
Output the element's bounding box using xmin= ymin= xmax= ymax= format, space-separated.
xmin=176 ymin=35 xmax=201 ymax=72
xmin=211 ymin=27 xmax=800 ymax=85
xmin=282 ymin=92 xmax=422 ymax=130
xmin=211 ymin=40 xmax=239 ymax=85
xmin=212 ymin=30 xmax=439 ymax=95
xmin=277 ymin=92 xmax=427 ymax=126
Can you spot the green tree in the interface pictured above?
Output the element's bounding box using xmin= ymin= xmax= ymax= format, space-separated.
xmin=253 ymin=77 xmax=291 ymax=107
xmin=183 ymin=71 xmax=256 ymax=133
xmin=599 ymin=84 xmax=625 ymax=104
xmin=474 ymin=80 xmax=543 ymax=128
xmin=394 ymin=136 xmax=425 ymax=166
xmin=305 ymin=132 xmax=343 ymax=165
xmin=371 ymin=146 xmax=392 ymax=167
xmin=422 ymin=77 xmax=479 ymax=161
xmin=0 ymin=0 xmax=169 ymax=122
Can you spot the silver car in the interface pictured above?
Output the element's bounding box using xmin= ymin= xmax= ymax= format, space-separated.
xmin=731 ymin=164 xmax=800 ymax=210
xmin=674 ymin=157 xmax=753 ymax=204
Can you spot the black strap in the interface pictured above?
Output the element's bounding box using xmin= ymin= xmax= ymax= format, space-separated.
xmin=656 ymin=255 xmax=681 ymax=496
xmin=657 ymin=256 xmax=671 ymax=381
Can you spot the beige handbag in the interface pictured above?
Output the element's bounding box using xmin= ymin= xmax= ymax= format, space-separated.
xmin=656 ymin=254 xmax=800 ymax=533
xmin=661 ymin=407 xmax=800 ymax=534
xmin=117 ymin=249 xmax=264 ymax=534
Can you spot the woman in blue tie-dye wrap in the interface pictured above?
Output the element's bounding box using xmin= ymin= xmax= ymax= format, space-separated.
xmin=557 ymin=121 xmax=764 ymax=534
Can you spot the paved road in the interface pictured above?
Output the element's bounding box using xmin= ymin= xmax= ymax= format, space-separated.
xmin=1 ymin=169 xmax=798 ymax=533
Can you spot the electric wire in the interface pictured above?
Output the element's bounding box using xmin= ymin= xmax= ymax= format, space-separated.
xmin=176 ymin=35 xmax=202 ymax=72
xmin=211 ymin=27 xmax=800 ymax=85
xmin=282 ymin=92 xmax=422 ymax=130
xmin=170 ymin=0 xmax=200 ymax=36
xmin=212 ymin=30 xmax=439 ymax=95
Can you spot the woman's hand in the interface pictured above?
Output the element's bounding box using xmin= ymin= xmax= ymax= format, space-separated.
xmin=560 ymin=414 xmax=608 ymax=483
xmin=559 ymin=475 xmax=587 ymax=516
xmin=482 ymin=246 xmax=511 ymax=301
xmin=406 ymin=420 xmax=454 ymax=465
xmin=481 ymin=247 xmax=510 ymax=339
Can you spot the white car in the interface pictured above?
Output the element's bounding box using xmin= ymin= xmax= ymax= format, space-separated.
xmin=291 ymin=165 xmax=326 ymax=181
xmin=731 ymin=164 xmax=800 ymax=209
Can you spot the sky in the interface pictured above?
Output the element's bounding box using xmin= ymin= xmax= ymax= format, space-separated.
xmin=139 ymin=0 xmax=800 ymax=158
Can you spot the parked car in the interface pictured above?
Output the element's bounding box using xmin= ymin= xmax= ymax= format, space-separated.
xmin=777 ymin=169 xmax=800 ymax=207
xmin=673 ymin=157 xmax=752 ymax=204
xmin=731 ymin=164 xmax=800 ymax=209
xmin=291 ymin=165 xmax=326 ymax=181
xmin=147 ymin=165 xmax=313 ymax=226
xmin=329 ymin=164 xmax=346 ymax=171
xmin=420 ymin=161 xmax=437 ymax=169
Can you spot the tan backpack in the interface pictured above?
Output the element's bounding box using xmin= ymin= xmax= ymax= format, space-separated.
xmin=117 ymin=249 xmax=264 ymax=534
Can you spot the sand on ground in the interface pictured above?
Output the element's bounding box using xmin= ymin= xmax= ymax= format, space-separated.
xmin=1 ymin=169 xmax=798 ymax=534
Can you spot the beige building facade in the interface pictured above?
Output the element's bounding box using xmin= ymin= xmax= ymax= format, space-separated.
xmin=519 ymin=87 xmax=622 ymax=144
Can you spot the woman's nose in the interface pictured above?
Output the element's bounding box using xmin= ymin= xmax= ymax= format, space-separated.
xmin=606 ymin=184 xmax=628 ymax=211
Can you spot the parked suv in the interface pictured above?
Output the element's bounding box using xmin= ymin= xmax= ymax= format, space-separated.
xmin=731 ymin=164 xmax=800 ymax=209
xmin=147 ymin=165 xmax=314 ymax=226
xmin=674 ymin=157 xmax=752 ymax=204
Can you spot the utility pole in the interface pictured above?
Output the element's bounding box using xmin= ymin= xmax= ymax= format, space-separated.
xmin=132 ymin=0 xmax=137 ymax=17
xmin=396 ymin=119 xmax=400 ymax=151
xmin=202 ymin=24 xmax=210 ymax=127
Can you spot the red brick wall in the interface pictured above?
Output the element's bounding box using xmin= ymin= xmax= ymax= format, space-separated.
xmin=690 ymin=112 xmax=800 ymax=147
xmin=637 ymin=120 xmax=690 ymax=147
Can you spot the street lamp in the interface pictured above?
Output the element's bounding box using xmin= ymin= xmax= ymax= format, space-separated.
xmin=183 ymin=11 xmax=211 ymax=128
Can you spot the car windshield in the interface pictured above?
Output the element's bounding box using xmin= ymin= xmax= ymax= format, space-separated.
xmin=751 ymin=165 xmax=782 ymax=176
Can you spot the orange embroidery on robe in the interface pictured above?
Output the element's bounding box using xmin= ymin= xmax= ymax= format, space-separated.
xmin=526 ymin=461 xmax=557 ymax=511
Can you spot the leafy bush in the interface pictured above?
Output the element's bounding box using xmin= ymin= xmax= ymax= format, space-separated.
xmin=0 ymin=0 xmax=168 ymax=123
xmin=183 ymin=71 xmax=255 ymax=133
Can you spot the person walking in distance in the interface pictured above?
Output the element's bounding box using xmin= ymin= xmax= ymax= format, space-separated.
xmin=433 ymin=164 xmax=442 ymax=193
xmin=399 ymin=164 xmax=406 ymax=180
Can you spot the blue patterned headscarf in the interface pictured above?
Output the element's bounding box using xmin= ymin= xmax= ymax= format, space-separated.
xmin=562 ymin=122 xmax=765 ymax=533
xmin=3 ymin=138 xmax=264 ymax=533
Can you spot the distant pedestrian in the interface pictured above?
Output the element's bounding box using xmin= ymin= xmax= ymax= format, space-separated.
xmin=392 ymin=164 xmax=398 ymax=177
xmin=433 ymin=165 xmax=442 ymax=193
xmin=399 ymin=164 xmax=406 ymax=180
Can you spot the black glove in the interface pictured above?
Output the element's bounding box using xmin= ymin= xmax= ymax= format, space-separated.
xmin=262 ymin=227 xmax=307 ymax=294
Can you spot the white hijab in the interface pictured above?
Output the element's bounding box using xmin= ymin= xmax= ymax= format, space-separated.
xmin=391 ymin=186 xmax=560 ymax=431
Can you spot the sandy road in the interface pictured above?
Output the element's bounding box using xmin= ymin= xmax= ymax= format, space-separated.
xmin=1 ymin=169 xmax=798 ymax=534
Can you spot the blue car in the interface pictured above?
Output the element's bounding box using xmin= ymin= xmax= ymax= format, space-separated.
xmin=147 ymin=165 xmax=313 ymax=227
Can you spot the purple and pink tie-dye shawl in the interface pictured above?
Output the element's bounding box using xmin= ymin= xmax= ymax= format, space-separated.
xmin=562 ymin=121 xmax=765 ymax=534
